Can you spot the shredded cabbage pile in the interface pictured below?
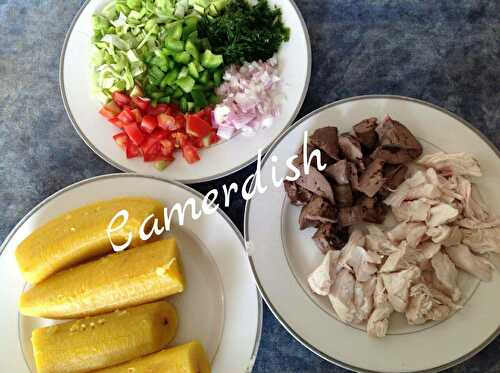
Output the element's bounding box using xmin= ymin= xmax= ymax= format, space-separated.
xmin=90 ymin=0 xmax=221 ymax=102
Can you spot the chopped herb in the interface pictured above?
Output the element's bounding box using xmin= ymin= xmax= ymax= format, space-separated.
xmin=197 ymin=0 xmax=290 ymax=65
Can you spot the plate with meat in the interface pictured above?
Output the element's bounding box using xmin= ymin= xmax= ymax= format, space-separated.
xmin=244 ymin=95 xmax=500 ymax=372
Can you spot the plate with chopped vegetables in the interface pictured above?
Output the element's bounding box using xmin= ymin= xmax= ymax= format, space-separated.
xmin=60 ymin=0 xmax=311 ymax=182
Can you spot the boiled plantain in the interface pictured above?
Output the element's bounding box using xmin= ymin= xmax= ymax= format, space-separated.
xmin=94 ymin=341 xmax=211 ymax=373
xmin=16 ymin=197 xmax=165 ymax=284
xmin=20 ymin=238 xmax=184 ymax=318
xmin=32 ymin=301 xmax=178 ymax=373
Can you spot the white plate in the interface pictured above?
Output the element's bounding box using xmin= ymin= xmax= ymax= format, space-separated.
xmin=60 ymin=0 xmax=311 ymax=183
xmin=0 ymin=174 xmax=262 ymax=373
xmin=244 ymin=95 xmax=500 ymax=373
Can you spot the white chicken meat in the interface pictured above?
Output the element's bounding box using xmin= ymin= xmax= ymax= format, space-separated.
xmin=430 ymin=251 xmax=461 ymax=301
xmin=353 ymin=276 xmax=377 ymax=324
xmin=308 ymin=250 xmax=341 ymax=296
xmin=328 ymin=269 xmax=356 ymax=323
xmin=366 ymin=276 xmax=394 ymax=337
xmin=417 ymin=152 xmax=482 ymax=177
xmin=445 ymin=244 xmax=494 ymax=282
xmin=462 ymin=227 xmax=500 ymax=254
xmin=381 ymin=266 xmax=421 ymax=312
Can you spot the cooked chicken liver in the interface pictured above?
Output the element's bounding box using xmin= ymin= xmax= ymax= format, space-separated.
xmin=299 ymin=196 xmax=337 ymax=230
xmin=339 ymin=134 xmax=363 ymax=164
xmin=296 ymin=166 xmax=335 ymax=204
xmin=358 ymin=196 xmax=387 ymax=223
xmin=312 ymin=223 xmax=348 ymax=253
xmin=283 ymin=180 xmax=312 ymax=205
xmin=294 ymin=143 xmax=333 ymax=169
xmin=384 ymin=164 xmax=408 ymax=190
xmin=338 ymin=205 xmax=364 ymax=227
xmin=333 ymin=184 xmax=353 ymax=207
xmin=357 ymin=158 xmax=385 ymax=197
xmin=309 ymin=127 xmax=340 ymax=160
xmin=376 ymin=116 xmax=422 ymax=151
xmin=353 ymin=117 xmax=378 ymax=150
xmin=284 ymin=116 xmax=422 ymax=249
xmin=370 ymin=146 xmax=414 ymax=164
xmin=324 ymin=160 xmax=349 ymax=184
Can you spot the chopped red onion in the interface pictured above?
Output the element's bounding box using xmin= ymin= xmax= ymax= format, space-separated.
xmin=213 ymin=56 xmax=281 ymax=140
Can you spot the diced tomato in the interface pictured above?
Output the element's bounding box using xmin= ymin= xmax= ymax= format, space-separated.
xmin=209 ymin=131 xmax=219 ymax=144
xmin=160 ymin=139 xmax=175 ymax=156
xmin=105 ymin=101 xmax=122 ymax=115
xmin=147 ymin=103 xmax=171 ymax=116
xmin=99 ymin=107 xmax=115 ymax=120
xmin=123 ymin=124 xmax=145 ymax=146
xmin=150 ymin=128 xmax=170 ymax=141
xmin=191 ymin=137 xmax=203 ymax=148
xmin=186 ymin=115 xmax=212 ymax=138
xmin=172 ymin=132 xmax=189 ymax=148
xmin=112 ymin=91 xmax=131 ymax=107
xmin=132 ymin=97 xmax=150 ymax=113
xmin=113 ymin=132 xmax=129 ymax=149
xmin=108 ymin=117 xmax=127 ymax=129
xmin=99 ymin=102 xmax=121 ymax=119
xmin=154 ymin=153 xmax=175 ymax=162
xmin=157 ymin=114 xmax=177 ymax=131
xmin=103 ymin=94 xmax=216 ymax=166
xmin=140 ymin=129 xmax=169 ymax=155
xmin=182 ymin=144 xmax=200 ymax=164
xmin=140 ymin=115 xmax=157 ymax=134
xmin=143 ymin=144 xmax=161 ymax=162
xmin=174 ymin=114 xmax=186 ymax=129
xmin=126 ymin=141 xmax=141 ymax=158
xmin=131 ymin=108 xmax=143 ymax=123
xmin=117 ymin=108 xmax=136 ymax=124
xmin=194 ymin=106 xmax=213 ymax=123
xmin=169 ymin=102 xmax=180 ymax=113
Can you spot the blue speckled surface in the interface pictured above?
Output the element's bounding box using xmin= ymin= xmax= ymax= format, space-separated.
xmin=0 ymin=0 xmax=498 ymax=372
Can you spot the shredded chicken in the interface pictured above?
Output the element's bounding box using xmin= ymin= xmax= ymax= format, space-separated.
xmin=307 ymin=152 xmax=497 ymax=338
xmin=417 ymin=152 xmax=482 ymax=177
xmin=430 ymin=252 xmax=461 ymax=301
xmin=328 ymin=269 xmax=356 ymax=323
xmin=426 ymin=225 xmax=451 ymax=243
xmin=406 ymin=283 xmax=456 ymax=325
xmin=381 ymin=266 xmax=421 ymax=312
xmin=308 ymin=250 xmax=341 ymax=296
xmin=427 ymin=203 xmax=459 ymax=227
xmin=353 ymin=277 xmax=377 ymax=324
xmin=445 ymin=244 xmax=494 ymax=282
xmin=442 ymin=226 xmax=463 ymax=247
xmin=366 ymin=276 xmax=393 ymax=337
xmin=392 ymin=199 xmax=432 ymax=222
xmin=462 ymin=227 xmax=500 ymax=254
xmin=365 ymin=225 xmax=399 ymax=255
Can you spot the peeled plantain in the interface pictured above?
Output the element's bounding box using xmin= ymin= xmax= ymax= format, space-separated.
xmin=95 ymin=341 xmax=211 ymax=373
xmin=16 ymin=197 xmax=165 ymax=284
xmin=20 ymin=238 xmax=184 ymax=318
xmin=32 ymin=301 xmax=178 ymax=373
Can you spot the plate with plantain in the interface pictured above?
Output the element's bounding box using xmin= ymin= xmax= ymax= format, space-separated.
xmin=0 ymin=174 xmax=262 ymax=373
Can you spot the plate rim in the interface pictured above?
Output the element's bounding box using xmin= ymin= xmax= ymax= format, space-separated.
xmin=243 ymin=94 xmax=500 ymax=373
xmin=0 ymin=173 xmax=263 ymax=373
xmin=58 ymin=0 xmax=312 ymax=184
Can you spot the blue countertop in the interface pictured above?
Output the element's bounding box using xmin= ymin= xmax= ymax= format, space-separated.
xmin=0 ymin=0 xmax=498 ymax=372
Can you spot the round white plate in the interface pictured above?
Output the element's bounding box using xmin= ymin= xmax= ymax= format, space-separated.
xmin=0 ymin=174 xmax=262 ymax=373
xmin=245 ymin=95 xmax=500 ymax=373
xmin=60 ymin=0 xmax=311 ymax=183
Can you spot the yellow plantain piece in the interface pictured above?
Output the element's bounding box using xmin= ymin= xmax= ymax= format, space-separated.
xmin=32 ymin=301 xmax=178 ymax=373
xmin=20 ymin=238 xmax=184 ymax=318
xmin=94 ymin=341 xmax=211 ymax=373
xmin=16 ymin=197 xmax=165 ymax=284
